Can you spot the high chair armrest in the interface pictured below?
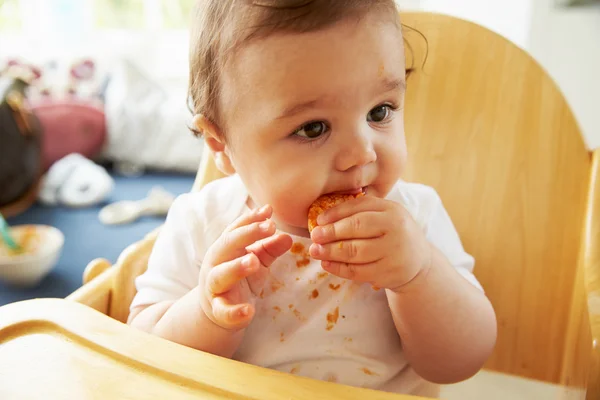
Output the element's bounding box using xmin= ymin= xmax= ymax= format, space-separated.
xmin=67 ymin=260 xmax=115 ymax=314
xmin=83 ymin=258 xmax=112 ymax=284
xmin=0 ymin=298 xmax=423 ymax=400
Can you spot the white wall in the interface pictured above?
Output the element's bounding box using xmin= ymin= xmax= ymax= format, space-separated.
xmin=421 ymin=0 xmax=534 ymax=49
xmin=396 ymin=0 xmax=533 ymax=49
xmin=528 ymin=0 xmax=600 ymax=149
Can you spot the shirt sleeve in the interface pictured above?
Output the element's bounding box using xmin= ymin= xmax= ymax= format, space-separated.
xmin=424 ymin=190 xmax=483 ymax=291
xmin=130 ymin=193 xmax=205 ymax=310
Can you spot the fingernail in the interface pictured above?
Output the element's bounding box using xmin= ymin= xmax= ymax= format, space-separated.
xmin=259 ymin=220 xmax=271 ymax=231
xmin=239 ymin=305 xmax=249 ymax=317
xmin=259 ymin=204 xmax=270 ymax=214
xmin=311 ymin=227 xmax=323 ymax=240
xmin=317 ymin=214 xmax=327 ymax=225
xmin=312 ymin=244 xmax=324 ymax=255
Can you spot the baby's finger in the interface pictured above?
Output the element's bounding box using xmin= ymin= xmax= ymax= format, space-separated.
xmin=207 ymin=253 xmax=260 ymax=295
xmin=246 ymin=233 xmax=293 ymax=268
xmin=317 ymin=196 xmax=387 ymax=226
xmin=211 ymin=296 xmax=255 ymax=331
xmin=211 ymin=218 xmax=276 ymax=265
xmin=224 ymin=204 xmax=273 ymax=233
xmin=320 ymin=260 xmax=377 ymax=283
xmin=309 ymin=239 xmax=382 ymax=264
xmin=311 ymin=211 xmax=387 ymax=244
xmin=247 ymin=267 xmax=269 ymax=297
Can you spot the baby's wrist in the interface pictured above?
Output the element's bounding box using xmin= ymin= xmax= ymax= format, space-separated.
xmin=389 ymin=243 xmax=435 ymax=295
xmin=198 ymin=292 xmax=250 ymax=335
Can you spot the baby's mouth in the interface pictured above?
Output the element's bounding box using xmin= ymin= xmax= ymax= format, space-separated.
xmin=333 ymin=187 xmax=367 ymax=196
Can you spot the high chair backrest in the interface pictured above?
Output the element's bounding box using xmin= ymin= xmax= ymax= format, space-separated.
xmin=398 ymin=13 xmax=597 ymax=393
xmin=99 ymin=12 xmax=598 ymax=394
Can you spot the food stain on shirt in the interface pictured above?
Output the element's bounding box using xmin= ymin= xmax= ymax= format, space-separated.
xmin=271 ymin=277 xmax=284 ymax=293
xmin=329 ymin=283 xmax=341 ymax=291
xmin=361 ymin=367 xmax=379 ymax=376
xmin=326 ymin=306 xmax=340 ymax=331
xmin=310 ymin=289 xmax=319 ymax=299
xmin=291 ymin=242 xmax=304 ymax=254
xmin=273 ymin=306 xmax=281 ymax=313
xmin=293 ymin=308 xmax=306 ymax=322
xmin=344 ymin=337 xmax=353 ymax=342
xmin=287 ymin=304 xmax=307 ymax=321
xmin=291 ymin=242 xmax=310 ymax=268
xmin=290 ymin=366 xmax=300 ymax=374
xmin=280 ymin=332 xmax=285 ymax=342
xmin=317 ymin=272 xmax=328 ymax=279
xmin=296 ymin=258 xmax=310 ymax=268
xmin=326 ymin=373 xmax=338 ymax=383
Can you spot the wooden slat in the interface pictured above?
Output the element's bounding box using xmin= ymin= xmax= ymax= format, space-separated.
xmin=400 ymin=13 xmax=590 ymax=383
xmin=67 ymin=266 xmax=114 ymax=315
xmin=583 ymin=149 xmax=600 ymax=399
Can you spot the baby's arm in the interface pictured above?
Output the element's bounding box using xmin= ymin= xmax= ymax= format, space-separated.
xmin=129 ymin=288 xmax=245 ymax=358
xmin=385 ymin=244 xmax=496 ymax=384
xmin=310 ymin=192 xmax=496 ymax=384
xmin=129 ymin=205 xmax=292 ymax=358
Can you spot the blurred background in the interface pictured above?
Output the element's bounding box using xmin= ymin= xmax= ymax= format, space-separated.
xmin=0 ymin=0 xmax=597 ymax=305
xmin=1 ymin=0 xmax=598 ymax=148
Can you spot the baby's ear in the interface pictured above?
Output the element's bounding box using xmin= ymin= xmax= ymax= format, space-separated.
xmin=193 ymin=114 xmax=236 ymax=176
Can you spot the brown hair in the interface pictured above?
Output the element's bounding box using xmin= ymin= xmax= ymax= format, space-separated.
xmin=188 ymin=0 xmax=411 ymax=137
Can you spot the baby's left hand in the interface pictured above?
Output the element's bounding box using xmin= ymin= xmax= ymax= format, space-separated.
xmin=309 ymin=196 xmax=433 ymax=292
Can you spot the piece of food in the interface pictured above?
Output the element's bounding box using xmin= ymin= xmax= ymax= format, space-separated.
xmin=308 ymin=191 xmax=364 ymax=233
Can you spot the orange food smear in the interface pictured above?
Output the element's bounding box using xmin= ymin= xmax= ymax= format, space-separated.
xmin=326 ymin=307 xmax=340 ymax=331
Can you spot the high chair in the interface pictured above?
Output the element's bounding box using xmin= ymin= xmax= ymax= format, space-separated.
xmin=0 ymin=12 xmax=598 ymax=400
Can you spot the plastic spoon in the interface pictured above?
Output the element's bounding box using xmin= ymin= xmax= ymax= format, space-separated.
xmin=0 ymin=212 xmax=22 ymax=253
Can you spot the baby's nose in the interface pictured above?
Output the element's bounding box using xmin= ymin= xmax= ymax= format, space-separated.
xmin=335 ymin=129 xmax=377 ymax=171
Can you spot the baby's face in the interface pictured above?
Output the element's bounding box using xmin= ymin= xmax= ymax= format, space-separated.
xmin=219 ymin=13 xmax=407 ymax=237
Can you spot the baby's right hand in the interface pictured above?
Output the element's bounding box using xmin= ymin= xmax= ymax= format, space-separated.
xmin=198 ymin=205 xmax=292 ymax=331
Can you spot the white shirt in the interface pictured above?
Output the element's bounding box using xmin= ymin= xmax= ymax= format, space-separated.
xmin=131 ymin=175 xmax=482 ymax=397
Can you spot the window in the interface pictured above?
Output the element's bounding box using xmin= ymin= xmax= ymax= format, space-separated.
xmin=0 ymin=0 xmax=22 ymax=31
xmin=0 ymin=0 xmax=196 ymax=32
xmin=93 ymin=0 xmax=145 ymax=30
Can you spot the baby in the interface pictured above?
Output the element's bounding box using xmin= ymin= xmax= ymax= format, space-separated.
xmin=128 ymin=0 xmax=497 ymax=396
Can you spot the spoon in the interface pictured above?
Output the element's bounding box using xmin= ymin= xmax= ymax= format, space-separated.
xmin=0 ymin=212 xmax=22 ymax=253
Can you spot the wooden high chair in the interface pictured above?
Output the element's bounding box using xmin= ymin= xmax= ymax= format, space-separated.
xmin=0 ymin=12 xmax=598 ymax=400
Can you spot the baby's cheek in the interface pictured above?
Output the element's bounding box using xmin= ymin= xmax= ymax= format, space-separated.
xmin=271 ymin=190 xmax=313 ymax=228
xmin=379 ymin=144 xmax=406 ymax=181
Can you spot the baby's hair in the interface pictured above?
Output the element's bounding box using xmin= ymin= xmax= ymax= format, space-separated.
xmin=187 ymin=0 xmax=424 ymax=138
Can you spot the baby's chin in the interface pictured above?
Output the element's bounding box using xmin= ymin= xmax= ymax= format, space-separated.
xmin=272 ymin=214 xmax=311 ymax=238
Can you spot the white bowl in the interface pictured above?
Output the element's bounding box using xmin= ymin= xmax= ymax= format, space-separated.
xmin=0 ymin=225 xmax=64 ymax=288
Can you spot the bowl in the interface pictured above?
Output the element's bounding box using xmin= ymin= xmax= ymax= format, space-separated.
xmin=0 ymin=224 xmax=64 ymax=288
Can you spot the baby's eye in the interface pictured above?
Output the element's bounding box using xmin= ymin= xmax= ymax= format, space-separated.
xmin=367 ymin=105 xmax=393 ymax=123
xmin=293 ymin=121 xmax=329 ymax=139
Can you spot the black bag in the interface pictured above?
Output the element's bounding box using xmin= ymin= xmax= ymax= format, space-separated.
xmin=0 ymin=76 xmax=43 ymax=211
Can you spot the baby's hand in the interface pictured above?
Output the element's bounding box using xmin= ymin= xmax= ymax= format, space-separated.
xmin=199 ymin=205 xmax=292 ymax=331
xmin=309 ymin=196 xmax=432 ymax=292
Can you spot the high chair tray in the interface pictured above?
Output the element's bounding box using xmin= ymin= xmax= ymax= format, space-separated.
xmin=0 ymin=298 xmax=419 ymax=399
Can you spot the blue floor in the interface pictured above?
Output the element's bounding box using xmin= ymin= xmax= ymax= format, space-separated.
xmin=1 ymin=172 xmax=195 ymax=306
